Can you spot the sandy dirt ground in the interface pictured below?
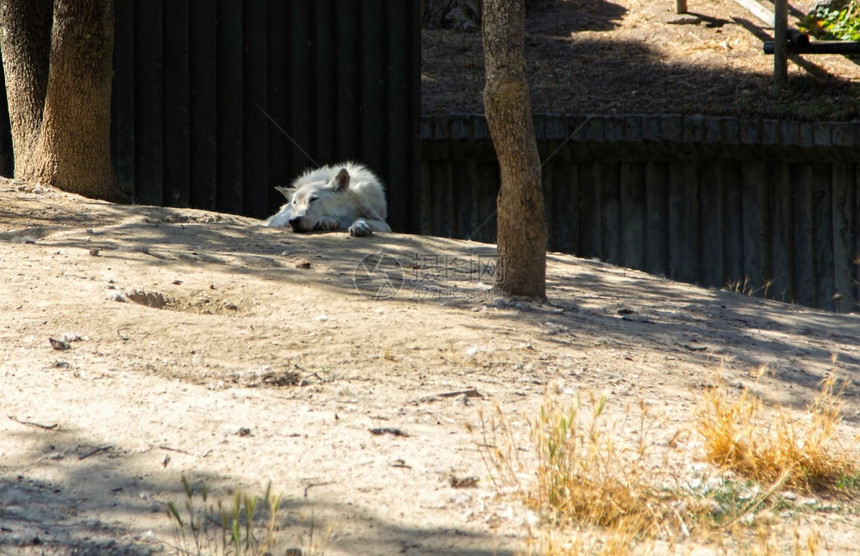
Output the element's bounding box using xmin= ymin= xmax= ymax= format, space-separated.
xmin=2 ymin=3 xmax=860 ymax=554
xmin=1 ymin=179 xmax=858 ymax=555
xmin=423 ymin=0 xmax=860 ymax=119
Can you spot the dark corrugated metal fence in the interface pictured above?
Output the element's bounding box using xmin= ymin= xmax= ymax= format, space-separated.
xmin=110 ymin=0 xmax=420 ymax=228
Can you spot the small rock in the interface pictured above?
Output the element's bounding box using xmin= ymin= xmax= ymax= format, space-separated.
xmin=48 ymin=337 xmax=71 ymax=351
xmin=127 ymin=290 xmax=166 ymax=309
xmin=106 ymin=290 xmax=128 ymax=302
xmin=449 ymin=475 xmax=479 ymax=488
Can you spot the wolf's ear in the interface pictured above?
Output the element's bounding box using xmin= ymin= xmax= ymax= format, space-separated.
xmin=274 ymin=186 xmax=294 ymax=200
xmin=333 ymin=168 xmax=350 ymax=192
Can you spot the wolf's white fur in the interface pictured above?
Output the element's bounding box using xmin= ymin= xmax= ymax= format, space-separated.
xmin=264 ymin=162 xmax=391 ymax=236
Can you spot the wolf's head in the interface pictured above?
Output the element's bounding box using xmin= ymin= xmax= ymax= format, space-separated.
xmin=279 ymin=168 xmax=352 ymax=232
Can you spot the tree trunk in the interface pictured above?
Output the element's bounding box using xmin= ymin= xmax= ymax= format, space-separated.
xmin=0 ymin=0 xmax=53 ymax=176
xmin=482 ymin=0 xmax=547 ymax=299
xmin=0 ymin=0 xmax=120 ymax=201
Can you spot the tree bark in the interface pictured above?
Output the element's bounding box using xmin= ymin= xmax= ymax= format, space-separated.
xmin=0 ymin=0 xmax=120 ymax=201
xmin=0 ymin=0 xmax=53 ymax=176
xmin=482 ymin=0 xmax=547 ymax=299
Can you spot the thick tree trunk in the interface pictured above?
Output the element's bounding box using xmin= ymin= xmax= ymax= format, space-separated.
xmin=28 ymin=0 xmax=118 ymax=200
xmin=0 ymin=0 xmax=53 ymax=176
xmin=482 ymin=0 xmax=547 ymax=299
xmin=0 ymin=0 xmax=120 ymax=201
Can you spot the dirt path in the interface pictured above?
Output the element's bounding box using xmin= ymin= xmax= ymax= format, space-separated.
xmin=1 ymin=180 xmax=858 ymax=554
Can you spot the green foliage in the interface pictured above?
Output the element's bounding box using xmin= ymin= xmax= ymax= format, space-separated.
xmin=801 ymin=2 xmax=860 ymax=41
xmin=165 ymin=476 xmax=282 ymax=556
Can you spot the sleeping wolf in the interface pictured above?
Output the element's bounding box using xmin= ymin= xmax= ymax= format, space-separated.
xmin=264 ymin=162 xmax=391 ymax=237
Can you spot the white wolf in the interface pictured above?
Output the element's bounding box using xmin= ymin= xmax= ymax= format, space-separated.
xmin=264 ymin=162 xmax=391 ymax=237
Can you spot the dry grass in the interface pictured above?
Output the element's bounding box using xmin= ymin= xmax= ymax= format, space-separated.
xmin=695 ymin=363 xmax=858 ymax=494
xmin=477 ymin=363 xmax=858 ymax=555
xmin=477 ymin=392 xmax=690 ymax=554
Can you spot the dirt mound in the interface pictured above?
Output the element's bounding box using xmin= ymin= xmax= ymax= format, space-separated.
xmin=1 ymin=179 xmax=858 ymax=554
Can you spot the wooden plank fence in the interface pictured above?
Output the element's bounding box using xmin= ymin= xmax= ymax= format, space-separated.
xmin=421 ymin=114 xmax=860 ymax=313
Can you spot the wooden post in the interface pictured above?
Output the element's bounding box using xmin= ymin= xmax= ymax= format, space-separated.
xmin=774 ymin=0 xmax=788 ymax=84
xmin=731 ymin=0 xmax=778 ymax=27
xmin=676 ymin=0 xmax=687 ymax=14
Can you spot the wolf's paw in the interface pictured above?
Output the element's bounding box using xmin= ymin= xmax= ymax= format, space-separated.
xmin=348 ymin=219 xmax=373 ymax=237
xmin=316 ymin=218 xmax=341 ymax=232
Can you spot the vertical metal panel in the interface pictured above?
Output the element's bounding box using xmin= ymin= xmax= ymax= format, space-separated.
xmin=387 ymin=0 xmax=422 ymax=231
xmin=133 ymin=2 xmax=164 ymax=206
xmin=334 ymin=0 xmax=361 ymax=163
xmin=188 ymin=0 xmax=218 ymax=210
xmin=314 ymin=0 xmax=337 ymax=163
xmin=265 ymin=1 xmax=290 ymax=193
xmin=163 ymin=0 xmax=191 ymax=208
xmin=359 ymin=1 xmax=389 ymax=184
xmin=112 ymin=2 xmax=136 ymax=195
xmin=242 ymin=1 xmax=268 ymax=217
xmin=288 ymin=1 xmax=315 ymax=175
xmin=216 ymin=0 xmax=245 ymax=213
